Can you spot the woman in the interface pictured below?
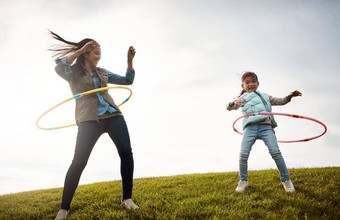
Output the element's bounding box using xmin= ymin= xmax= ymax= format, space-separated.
xmin=49 ymin=31 xmax=138 ymax=220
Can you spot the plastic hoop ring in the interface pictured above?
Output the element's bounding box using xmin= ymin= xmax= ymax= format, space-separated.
xmin=36 ymin=86 xmax=132 ymax=130
xmin=232 ymin=112 xmax=327 ymax=143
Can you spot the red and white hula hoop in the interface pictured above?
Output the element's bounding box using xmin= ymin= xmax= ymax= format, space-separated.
xmin=232 ymin=112 xmax=327 ymax=143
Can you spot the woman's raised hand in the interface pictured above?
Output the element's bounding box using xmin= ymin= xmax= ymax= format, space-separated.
xmin=66 ymin=41 xmax=98 ymax=64
xmin=79 ymin=41 xmax=99 ymax=54
xmin=128 ymin=46 xmax=136 ymax=61
xmin=127 ymin=46 xmax=136 ymax=69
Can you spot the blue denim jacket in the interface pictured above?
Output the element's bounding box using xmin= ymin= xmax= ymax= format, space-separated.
xmin=55 ymin=57 xmax=135 ymax=116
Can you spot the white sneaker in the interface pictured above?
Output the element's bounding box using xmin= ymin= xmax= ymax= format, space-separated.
xmin=121 ymin=199 xmax=139 ymax=210
xmin=282 ymin=180 xmax=295 ymax=192
xmin=55 ymin=209 xmax=68 ymax=220
xmin=235 ymin=180 xmax=248 ymax=192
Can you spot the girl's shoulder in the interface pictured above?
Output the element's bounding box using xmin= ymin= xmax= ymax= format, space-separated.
xmin=241 ymin=91 xmax=270 ymax=102
xmin=256 ymin=91 xmax=269 ymax=96
xmin=257 ymin=91 xmax=270 ymax=99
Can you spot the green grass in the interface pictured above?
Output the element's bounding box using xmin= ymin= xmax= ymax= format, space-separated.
xmin=1 ymin=167 xmax=339 ymax=219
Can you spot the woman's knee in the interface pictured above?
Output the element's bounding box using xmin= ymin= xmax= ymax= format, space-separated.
xmin=118 ymin=147 xmax=133 ymax=159
xmin=70 ymin=158 xmax=88 ymax=171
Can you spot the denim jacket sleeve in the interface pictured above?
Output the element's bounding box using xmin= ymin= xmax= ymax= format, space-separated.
xmin=107 ymin=68 xmax=135 ymax=85
xmin=55 ymin=57 xmax=72 ymax=82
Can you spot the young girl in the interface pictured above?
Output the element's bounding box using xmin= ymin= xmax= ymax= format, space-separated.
xmin=227 ymin=72 xmax=301 ymax=192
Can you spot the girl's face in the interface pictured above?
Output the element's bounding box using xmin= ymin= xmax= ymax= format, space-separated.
xmin=241 ymin=76 xmax=259 ymax=93
xmin=84 ymin=45 xmax=101 ymax=68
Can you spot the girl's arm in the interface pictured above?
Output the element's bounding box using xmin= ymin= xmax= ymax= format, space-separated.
xmin=270 ymin=90 xmax=302 ymax=106
xmin=226 ymin=98 xmax=246 ymax=111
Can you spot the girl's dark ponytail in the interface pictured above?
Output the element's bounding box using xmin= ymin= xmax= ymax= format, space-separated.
xmin=238 ymin=89 xmax=246 ymax=97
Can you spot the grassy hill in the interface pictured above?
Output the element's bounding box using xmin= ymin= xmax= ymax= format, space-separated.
xmin=0 ymin=167 xmax=339 ymax=219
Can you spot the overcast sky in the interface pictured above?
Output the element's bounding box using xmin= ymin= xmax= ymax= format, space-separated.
xmin=1 ymin=0 xmax=339 ymax=195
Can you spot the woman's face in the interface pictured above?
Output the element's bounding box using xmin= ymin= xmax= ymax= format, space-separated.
xmin=241 ymin=76 xmax=259 ymax=93
xmin=84 ymin=44 xmax=101 ymax=68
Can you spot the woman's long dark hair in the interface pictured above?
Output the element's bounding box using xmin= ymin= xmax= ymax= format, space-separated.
xmin=238 ymin=72 xmax=258 ymax=97
xmin=48 ymin=30 xmax=95 ymax=68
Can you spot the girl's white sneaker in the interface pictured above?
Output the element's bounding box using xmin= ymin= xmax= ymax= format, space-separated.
xmin=55 ymin=209 xmax=68 ymax=220
xmin=282 ymin=180 xmax=295 ymax=192
xmin=235 ymin=180 xmax=248 ymax=192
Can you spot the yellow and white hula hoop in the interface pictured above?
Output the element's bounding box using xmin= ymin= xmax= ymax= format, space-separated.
xmin=36 ymin=86 xmax=132 ymax=130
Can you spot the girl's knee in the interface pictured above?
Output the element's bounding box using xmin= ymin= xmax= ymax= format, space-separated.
xmin=270 ymin=151 xmax=283 ymax=160
xmin=239 ymin=153 xmax=250 ymax=160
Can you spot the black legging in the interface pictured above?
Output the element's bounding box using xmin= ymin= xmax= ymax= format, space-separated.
xmin=61 ymin=115 xmax=134 ymax=210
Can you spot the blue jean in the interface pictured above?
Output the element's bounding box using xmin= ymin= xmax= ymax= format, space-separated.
xmin=61 ymin=115 xmax=134 ymax=210
xmin=239 ymin=124 xmax=290 ymax=182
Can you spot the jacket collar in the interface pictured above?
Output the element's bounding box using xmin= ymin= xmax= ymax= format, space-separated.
xmin=81 ymin=63 xmax=97 ymax=75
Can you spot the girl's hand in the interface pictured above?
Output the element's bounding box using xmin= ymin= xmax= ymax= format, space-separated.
xmin=234 ymin=99 xmax=246 ymax=106
xmin=227 ymin=99 xmax=246 ymax=109
xmin=287 ymin=90 xmax=302 ymax=101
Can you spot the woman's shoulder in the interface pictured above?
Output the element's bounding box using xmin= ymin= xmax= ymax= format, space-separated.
xmin=97 ymin=66 xmax=106 ymax=71
xmin=97 ymin=67 xmax=108 ymax=74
